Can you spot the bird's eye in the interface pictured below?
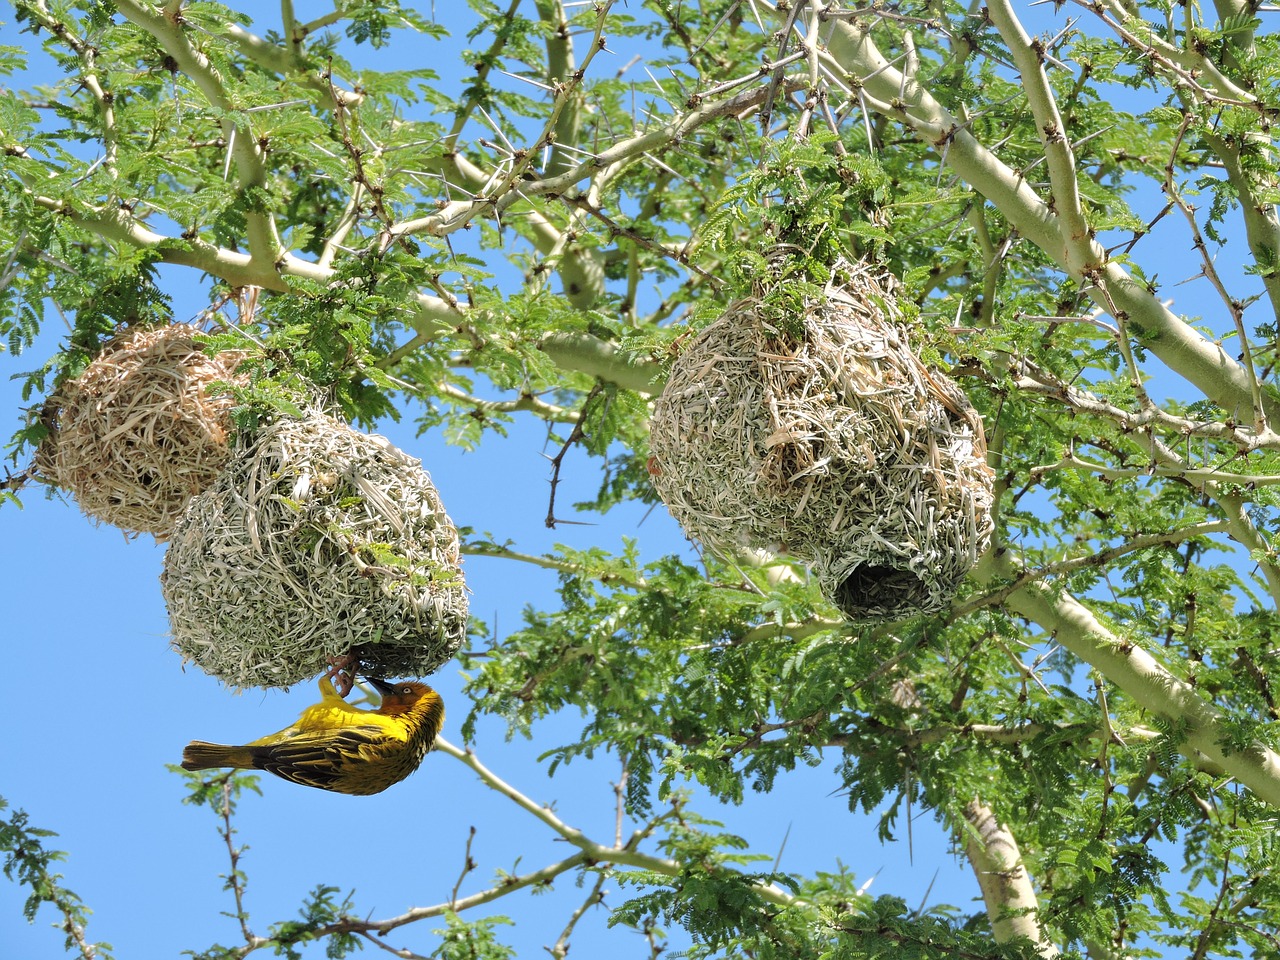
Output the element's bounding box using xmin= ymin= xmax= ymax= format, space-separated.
xmin=402 ymin=685 xmax=413 ymax=694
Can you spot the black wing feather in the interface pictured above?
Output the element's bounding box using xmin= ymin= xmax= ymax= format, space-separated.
xmin=249 ymin=725 xmax=397 ymax=794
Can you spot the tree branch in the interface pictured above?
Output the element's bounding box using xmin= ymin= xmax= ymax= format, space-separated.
xmin=548 ymin=869 xmax=608 ymax=958
xmin=962 ymin=799 xmax=1059 ymax=957
xmin=1074 ymin=0 xmax=1260 ymax=107
xmin=824 ymin=17 xmax=1280 ymax=427
xmin=985 ymin=0 xmax=1091 ymax=273
xmin=537 ymin=331 xmax=663 ymax=394
xmin=979 ymin=550 xmax=1280 ymax=808
xmin=371 ymin=852 xmax=590 ymax=935
xmin=460 ymin=541 xmax=646 ymax=590
xmin=24 ymin=1 xmax=118 ymax=179
xmin=535 ymin=0 xmax=584 ymax=182
xmin=25 ymin=193 xmax=458 ymax=337
xmin=113 ymin=0 xmax=284 ymax=269
xmin=432 ymin=737 xmax=804 ymax=909
xmin=951 ymin=521 xmax=1232 ymax=620
xmin=223 ymin=22 xmax=364 ymax=109
xmin=389 ymin=80 xmax=795 ymax=240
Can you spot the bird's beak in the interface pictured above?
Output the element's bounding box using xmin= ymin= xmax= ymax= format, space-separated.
xmin=366 ymin=676 xmax=397 ymax=696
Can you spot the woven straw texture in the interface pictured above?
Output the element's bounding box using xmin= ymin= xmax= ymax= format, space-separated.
xmin=35 ymin=324 xmax=244 ymax=539
xmin=163 ymin=411 xmax=468 ymax=688
xmin=649 ymin=262 xmax=993 ymax=622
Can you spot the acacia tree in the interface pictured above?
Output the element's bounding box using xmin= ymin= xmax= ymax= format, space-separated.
xmin=4 ymin=0 xmax=1280 ymax=957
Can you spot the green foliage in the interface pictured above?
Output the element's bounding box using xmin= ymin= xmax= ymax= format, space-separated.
xmin=0 ymin=796 xmax=113 ymax=960
xmin=341 ymin=0 xmax=445 ymax=48
xmin=430 ymin=911 xmax=517 ymax=960
xmin=829 ymin=895 xmax=1058 ymax=960
xmin=609 ymin=866 xmax=796 ymax=953
xmin=8 ymin=0 xmax=1280 ymax=957
xmin=695 ymin=133 xmax=894 ymax=336
xmin=267 ymin=886 xmax=362 ymax=960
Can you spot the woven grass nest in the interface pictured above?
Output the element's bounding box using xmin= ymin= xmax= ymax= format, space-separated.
xmin=162 ymin=411 xmax=468 ymax=689
xmin=648 ymin=260 xmax=994 ymax=623
xmin=35 ymin=323 xmax=245 ymax=539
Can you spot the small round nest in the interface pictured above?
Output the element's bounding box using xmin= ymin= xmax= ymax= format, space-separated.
xmin=35 ymin=324 xmax=245 ymax=539
xmin=162 ymin=411 xmax=469 ymax=689
xmin=648 ymin=261 xmax=994 ymax=623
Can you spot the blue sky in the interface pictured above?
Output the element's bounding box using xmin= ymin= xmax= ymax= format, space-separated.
xmin=0 ymin=5 xmax=981 ymax=956
xmin=0 ymin=302 xmax=974 ymax=958
xmin=1 ymin=1 xmax=1263 ymax=957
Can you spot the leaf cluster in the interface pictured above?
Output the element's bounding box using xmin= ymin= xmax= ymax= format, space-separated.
xmin=0 ymin=795 xmax=113 ymax=960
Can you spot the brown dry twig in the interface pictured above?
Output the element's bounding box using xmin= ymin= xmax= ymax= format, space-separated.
xmin=545 ymin=383 xmax=603 ymax=529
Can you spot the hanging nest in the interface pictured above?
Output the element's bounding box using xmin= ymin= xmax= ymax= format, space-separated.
xmin=34 ymin=324 xmax=246 ymax=539
xmin=648 ymin=260 xmax=994 ymax=623
xmin=162 ymin=411 xmax=469 ymax=689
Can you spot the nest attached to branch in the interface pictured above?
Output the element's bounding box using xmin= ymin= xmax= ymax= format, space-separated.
xmin=648 ymin=261 xmax=994 ymax=623
xmin=35 ymin=324 xmax=246 ymax=539
xmin=162 ymin=411 xmax=469 ymax=689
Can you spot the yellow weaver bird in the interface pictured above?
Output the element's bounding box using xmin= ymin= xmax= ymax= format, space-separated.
xmin=181 ymin=676 xmax=444 ymax=796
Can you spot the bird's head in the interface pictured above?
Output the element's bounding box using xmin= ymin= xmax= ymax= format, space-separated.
xmin=368 ymin=677 xmax=440 ymax=717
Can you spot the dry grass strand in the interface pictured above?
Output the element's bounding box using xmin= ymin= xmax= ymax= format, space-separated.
xmin=163 ymin=411 xmax=468 ymax=688
xmin=649 ymin=260 xmax=994 ymax=622
xmin=35 ymin=324 xmax=246 ymax=539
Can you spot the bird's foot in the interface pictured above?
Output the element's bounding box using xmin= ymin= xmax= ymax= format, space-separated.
xmin=325 ymin=653 xmax=358 ymax=698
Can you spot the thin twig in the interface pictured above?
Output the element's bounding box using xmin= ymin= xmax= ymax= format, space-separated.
xmin=0 ymin=462 xmax=38 ymax=494
xmin=545 ymin=383 xmax=601 ymax=528
xmin=217 ymin=778 xmax=256 ymax=945
xmin=449 ymin=826 xmax=478 ymax=910
xmin=548 ymin=871 xmax=609 ymax=958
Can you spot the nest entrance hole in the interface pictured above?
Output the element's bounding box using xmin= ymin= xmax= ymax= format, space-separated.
xmin=832 ymin=564 xmax=931 ymax=621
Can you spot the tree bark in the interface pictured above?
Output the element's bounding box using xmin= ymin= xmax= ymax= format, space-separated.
xmin=963 ymin=800 xmax=1059 ymax=958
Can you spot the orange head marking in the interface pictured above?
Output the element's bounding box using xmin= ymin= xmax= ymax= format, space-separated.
xmin=368 ymin=677 xmax=437 ymax=717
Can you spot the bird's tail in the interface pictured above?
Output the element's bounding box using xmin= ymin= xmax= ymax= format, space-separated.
xmin=181 ymin=741 xmax=256 ymax=771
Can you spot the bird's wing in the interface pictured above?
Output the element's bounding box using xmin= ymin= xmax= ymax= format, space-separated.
xmin=249 ymin=724 xmax=398 ymax=792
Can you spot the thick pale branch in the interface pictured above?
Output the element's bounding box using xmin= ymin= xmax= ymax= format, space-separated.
xmin=537 ymin=331 xmax=664 ymax=394
xmin=838 ymin=719 xmax=1163 ymax=750
xmin=435 ymin=382 xmax=579 ymax=422
xmin=1212 ymin=0 xmax=1258 ymax=51
xmin=985 ymin=0 xmax=1091 ymax=272
xmin=296 ymin=9 xmax=346 ymax=37
xmin=979 ymin=551 xmax=1280 ymax=808
xmin=26 ymin=1 xmax=118 ymax=178
xmin=535 ymin=0 xmax=585 ymax=181
xmin=1214 ymin=492 xmax=1280 ymax=607
xmin=824 ymin=19 xmax=1280 ymax=426
xmin=223 ymin=22 xmax=364 ymax=108
xmin=955 ymin=521 xmax=1230 ymax=619
xmin=735 ymin=618 xmax=843 ymax=646
xmin=113 ymin=0 xmax=283 ymax=267
xmin=1078 ymin=0 xmax=1258 ymax=106
xmin=963 ymin=800 xmax=1059 ymax=958
xmin=28 ymin=194 xmax=458 ymax=336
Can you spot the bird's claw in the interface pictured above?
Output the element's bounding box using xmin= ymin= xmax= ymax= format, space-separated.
xmin=325 ymin=653 xmax=358 ymax=698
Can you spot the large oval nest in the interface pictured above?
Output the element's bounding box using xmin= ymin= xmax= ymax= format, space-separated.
xmin=35 ymin=324 xmax=246 ymax=539
xmin=648 ymin=261 xmax=994 ymax=623
xmin=163 ymin=411 xmax=469 ymax=689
